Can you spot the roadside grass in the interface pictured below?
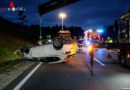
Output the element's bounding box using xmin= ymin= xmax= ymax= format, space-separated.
xmin=0 ymin=59 xmax=24 ymax=73
xmin=0 ymin=32 xmax=26 ymax=73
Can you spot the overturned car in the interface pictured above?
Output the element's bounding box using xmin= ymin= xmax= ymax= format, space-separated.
xmin=15 ymin=30 xmax=77 ymax=64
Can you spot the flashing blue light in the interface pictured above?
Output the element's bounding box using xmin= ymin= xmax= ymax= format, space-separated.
xmin=97 ymin=29 xmax=103 ymax=33
xmin=85 ymin=40 xmax=91 ymax=46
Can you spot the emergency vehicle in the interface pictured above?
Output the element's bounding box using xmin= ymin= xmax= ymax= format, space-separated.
xmin=99 ymin=11 xmax=130 ymax=67
xmin=113 ymin=11 xmax=130 ymax=66
xmin=84 ymin=29 xmax=102 ymax=46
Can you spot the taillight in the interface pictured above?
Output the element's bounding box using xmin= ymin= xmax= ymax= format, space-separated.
xmin=117 ymin=49 xmax=120 ymax=53
xmin=127 ymin=54 xmax=130 ymax=58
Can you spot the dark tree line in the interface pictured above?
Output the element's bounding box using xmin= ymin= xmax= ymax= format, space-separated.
xmin=102 ymin=24 xmax=118 ymax=41
xmin=0 ymin=16 xmax=84 ymax=44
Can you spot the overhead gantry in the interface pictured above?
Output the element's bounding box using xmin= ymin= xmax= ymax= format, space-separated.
xmin=38 ymin=0 xmax=80 ymax=15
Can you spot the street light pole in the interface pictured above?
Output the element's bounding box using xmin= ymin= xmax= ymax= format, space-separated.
xmin=62 ymin=17 xmax=64 ymax=31
xmin=59 ymin=12 xmax=66 ymax=31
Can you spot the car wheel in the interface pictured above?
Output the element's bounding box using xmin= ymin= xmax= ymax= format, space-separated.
xmin=53 ymin=37 xmax=63 ymax=50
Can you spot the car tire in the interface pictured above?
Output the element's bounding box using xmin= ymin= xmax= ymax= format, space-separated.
xmin=53 ymin=37 xmax=63 ymax=50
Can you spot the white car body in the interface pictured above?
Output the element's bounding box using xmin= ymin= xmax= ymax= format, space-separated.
xmin=22 ymin=43 xmax=77 ymax=64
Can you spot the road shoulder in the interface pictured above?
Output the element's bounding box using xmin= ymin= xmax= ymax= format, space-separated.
xmin=0 ymin=60 xmax=34 ymax=90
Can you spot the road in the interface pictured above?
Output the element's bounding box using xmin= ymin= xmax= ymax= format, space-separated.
xmin=4 ymin=48 xmax=130 ymax=90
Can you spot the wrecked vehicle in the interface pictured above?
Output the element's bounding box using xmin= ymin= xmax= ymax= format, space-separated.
xmin=15 ymin=30 xmax=77 ymax=64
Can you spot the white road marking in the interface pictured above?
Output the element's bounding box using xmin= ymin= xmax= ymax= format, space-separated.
xmin=94 ymin=58 xmax=106 ymax=67
xmin=13 ymin=62 xmax=42 ymax=90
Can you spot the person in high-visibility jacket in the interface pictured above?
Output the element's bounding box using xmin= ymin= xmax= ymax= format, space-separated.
xmin=105 ymin=37 xmax=113 ymax=43
xmin=105 ymin=37 xmax=113 ymax=58
xmin=78 ymin=36 xmax=84 ymax=52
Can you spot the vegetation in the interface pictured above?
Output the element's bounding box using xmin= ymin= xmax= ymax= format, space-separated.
xmin=0 ymin=32 xmax=25 ymax=73
xmin=102 ymin=25 xmax=118 ymax=41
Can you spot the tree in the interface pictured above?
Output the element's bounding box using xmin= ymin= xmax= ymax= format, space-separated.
xmin=114 ymin=20 xmax=119 ymax=32
xmin=103 ymin=24 xmax=118 ymax=41
xmin=18 ymin=10 xmax=28 ymax=25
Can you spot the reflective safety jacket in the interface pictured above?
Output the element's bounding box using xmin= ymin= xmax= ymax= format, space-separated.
xmin=105 ymin=39 xmax=113 ymax=43
xmin=78 ymin=39 xmax=84 ymax=45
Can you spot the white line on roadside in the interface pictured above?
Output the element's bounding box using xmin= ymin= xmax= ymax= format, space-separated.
xmin=94 ymin=58 xmax=106 ymax=67
xmin=13 ymin=62 xmax=42 ymax=90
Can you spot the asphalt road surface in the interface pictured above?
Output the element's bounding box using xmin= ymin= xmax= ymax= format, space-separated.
xmin=4 ymin=48 xmax=130 ymax=90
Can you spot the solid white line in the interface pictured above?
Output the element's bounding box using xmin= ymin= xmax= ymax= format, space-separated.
xmin=13 ymin=62 xmax=42 ymax=90
xmin=94 ymin=58 xmax=106 ymax=67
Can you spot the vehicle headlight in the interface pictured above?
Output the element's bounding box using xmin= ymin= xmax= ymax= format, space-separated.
xmin=48 ymin=39 xmax=52 ymax=43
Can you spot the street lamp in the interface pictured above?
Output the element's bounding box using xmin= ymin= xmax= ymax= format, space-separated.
xmin=59 ymin=12 xmax=66 ymax=31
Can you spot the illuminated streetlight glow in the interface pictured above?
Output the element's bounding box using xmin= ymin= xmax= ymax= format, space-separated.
xmin=59 ymin=12 xmax=66 ymax=18
xmin=59 ymin=12 xmax=66 ymax=31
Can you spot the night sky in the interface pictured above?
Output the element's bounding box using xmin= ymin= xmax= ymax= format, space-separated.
xmin=0 ymin=0 xmax=130 ymax=30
